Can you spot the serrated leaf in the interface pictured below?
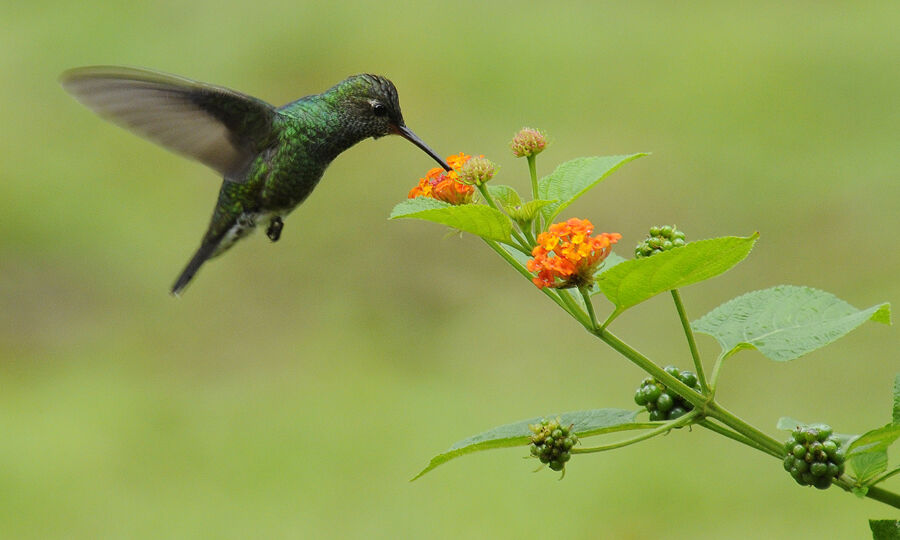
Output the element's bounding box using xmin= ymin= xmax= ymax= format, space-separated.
xmin=893 ymin=373 xmax=900 ymax=425
xmin=512 ymin=199 xmax=556 ymax=219
xmin=486 ymin=184 xmax=521 ymax=208
xmin=412 ymin=408 xmax=638 ymax=480
xmin=693 ymin=285 xmax=891 ymax=362
xmin=390 ymin=197 xmax=513 ymax=242
xmin=870 ymin=520 xmax=900 ymax=540
xmin=848 ymin=423 xmax=900 ymax=457
xmin=537 ymin=154 xmax=647 ymax=221
xmin=851 ymin=451 xmax=888 ymax=484
xmin=595 ymin=235 xmax=757 ymax=319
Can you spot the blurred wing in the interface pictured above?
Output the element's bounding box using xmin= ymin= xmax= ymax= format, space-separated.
xmin=60 ymin=66 xmax=277 ymax=182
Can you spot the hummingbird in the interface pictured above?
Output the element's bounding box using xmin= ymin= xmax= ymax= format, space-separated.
xmin=60 ymin=66 xmax=450 ymax=295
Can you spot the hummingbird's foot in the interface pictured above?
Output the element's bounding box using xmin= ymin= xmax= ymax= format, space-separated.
xmin=266 ymin=217 xmax=283 ymax=242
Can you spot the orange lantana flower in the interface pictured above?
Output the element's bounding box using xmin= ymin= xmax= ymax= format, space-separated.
xmin=526 ymin=218 xmax=621 ymax=289
xmin=408 ymin=152 xmax=477 ymax=205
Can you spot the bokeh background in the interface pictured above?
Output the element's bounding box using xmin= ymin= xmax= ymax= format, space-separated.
xmin=2 ymin=1 xmax=898 ymax=538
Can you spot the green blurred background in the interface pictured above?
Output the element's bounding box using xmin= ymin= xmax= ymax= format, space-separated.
xmin=2 ymin=1 xmax=898 ymax=537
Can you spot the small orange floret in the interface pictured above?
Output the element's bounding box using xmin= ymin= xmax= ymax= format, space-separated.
xmin=527 ymin=218 xmax=621 ymax=289
xmin=407 ymin=153 xmax=478 ymax=205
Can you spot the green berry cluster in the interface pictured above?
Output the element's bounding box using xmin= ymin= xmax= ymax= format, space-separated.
xmin=783 ymin=424 xmax=845 ymax=489
xmin=634 ymin=225 xmax=686 ymax=258
xmin=634 ymin=366 xmax=700 ymax=421
xmin=529 ymin=418 xmax=578 ymax=471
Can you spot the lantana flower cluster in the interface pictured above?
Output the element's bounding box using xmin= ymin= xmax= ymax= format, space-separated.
xmin=408 ymin=152 xmax=477 ymax=205
xmin=527 ymin=218 xmax=621 ymax=289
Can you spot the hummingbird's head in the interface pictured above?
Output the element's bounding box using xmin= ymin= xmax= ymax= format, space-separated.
xmin=339 ymin=74 xmax=451 ymax=171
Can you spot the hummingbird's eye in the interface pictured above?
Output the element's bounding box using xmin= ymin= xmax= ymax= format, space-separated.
xmin=372 ymin=102 xmax=388 ymax=117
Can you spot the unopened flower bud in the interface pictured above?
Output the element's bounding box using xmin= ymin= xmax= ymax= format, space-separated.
xmin=510 ymin=127 xmax=548 ymax=158
xmin=458 ymin=156 xmax=496 ymax=186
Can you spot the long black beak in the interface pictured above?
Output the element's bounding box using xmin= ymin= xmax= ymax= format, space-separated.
xmin=394 ymin=125 xmax=451 ymax=171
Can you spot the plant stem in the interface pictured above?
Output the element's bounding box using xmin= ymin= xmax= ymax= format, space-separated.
xmin=590 ymin=328 xmax=703 ymax=410
xmin=500 ymin=240 xmax=534 ymax=257
xmin=869 ymin=466 xmax=900 ymax=487
xmin=704 ymin=401 xmax=785 ymax=456
xmin=580 ymin=286 xmax=599 ymax=330
xmin=482 ymin=238 xmax=589 ymax=326
xmin=572 ymin=411 xmax=699 ymax=454
xmin=860 ymin=485 xmax=900 ymax=509
xmin=557 ymin=289 xmax=591 ymax=328
xmin=699 ymin=419 xmax=782 ymax=458
xmin=670 ymin=289 xmax=709 ymax=394
xmin=527 ymin=155 xmax=538 ymax=200
xmin=478 ymin=184 xmax=531 ymax=249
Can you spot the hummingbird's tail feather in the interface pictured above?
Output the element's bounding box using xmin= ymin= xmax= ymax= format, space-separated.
xmin=171 ymin=241 xmax=219 ymax=296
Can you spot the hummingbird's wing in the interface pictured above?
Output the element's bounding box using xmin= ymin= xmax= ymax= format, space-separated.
xmin=60 ymin=66 xmax=276 ymax=182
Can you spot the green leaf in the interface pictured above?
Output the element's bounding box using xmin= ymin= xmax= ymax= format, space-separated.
xmin=595 ymin=234 xmax=758 ymax=319
xmin=851 ymin=450 xmax=888 ymax=485
xmin=869 ymin=520 xmax=900 ymax=540
xmin=510 ymin=199 xmax=557 ymax=220
xmin=893 ymin=373 xmax=900 ymax=425
xmin=846 ymin=424 xmax=900 ymax=485
xmin=537 ymin=154 xmax=647 ymax=221
xmin=412 ymin=408 xmax=639 ymax=480
xmin=847 ymin=423 xmax=900 ymax=457
xmin=390 ymin=198 xmax=513 ymax=242
xmin=693 ymin=285 xmax=892 ymax=362
xmin=486 ymin=184 xmax=521 ymax=208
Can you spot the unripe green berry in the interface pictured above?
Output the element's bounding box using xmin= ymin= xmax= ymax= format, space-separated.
xmin=656 ymin=393 xmax=674 ymax=413
xmin=783 ymin=455 xmax=794 ymax=471
xmin=634 ymin=388 xmax=647 ymax=406
xmin=678 ymin=371 xmax=698 ymax=388
xmin=668 ymin=407 xmax=687 ymax=419
xmin=784 ymin=424 xmax=843 ymax=487
xmin=810 ymin=462 xmax=828 ymax=477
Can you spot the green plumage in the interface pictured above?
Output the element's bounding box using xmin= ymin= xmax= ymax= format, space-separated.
xmin=60 ymin=68 xmax=449 ymax=295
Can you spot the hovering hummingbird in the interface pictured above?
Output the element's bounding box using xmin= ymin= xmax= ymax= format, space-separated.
xmin=60 ymin=66 xmax=450 ymax=295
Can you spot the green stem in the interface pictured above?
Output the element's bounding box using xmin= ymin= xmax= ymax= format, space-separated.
xmin=481 ymin=239 xmax=588 ymax=326
xmin=526 ymin=154 xmax=544 ymax=235
xmin=869 ymin=466 xmax=900 ymax=487
xmin=709 ymin=349 xmax=737 ymax=392
xmin=580 ymin=286 xmax=599 ymax=330
xmin=670 ymin=289 xmax=709 ymax=394
xmin=527 ymin=155 xmax=538 ymax=200
xmin=521 ymin=226 xmax=537 ymax=247
xmin=704 ymin=401 xmax=784 ymax=456
xmin=557 ymin=289 xmax=591 ymax=328
xmin=572 ymin=411 xmax=699 ymax=454
xmin=588 ymin=328 xmax=785 ymax=458
xmin=699 ymin=419 xmax=781 ymax=458
xmin=500 ymin=239 xmax=534 ymax=257
xmin=861 ymin=485 xmax=900 ymax=509
xmin=590 ymin=328 xmax=703 ymax=409
xmin=478 ymin=184 xmax=531 ymax=249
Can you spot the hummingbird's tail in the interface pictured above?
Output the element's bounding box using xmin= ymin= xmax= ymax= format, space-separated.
xmin=171 ymin=241 xmax=218 ymax=296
